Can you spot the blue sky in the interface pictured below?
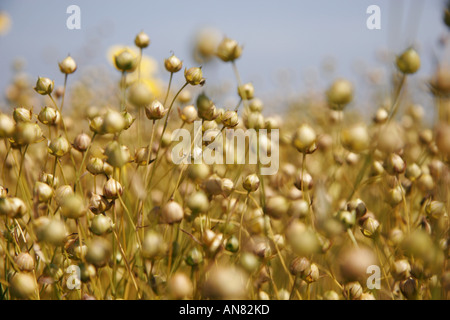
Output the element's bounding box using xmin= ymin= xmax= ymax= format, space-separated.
xmin=0 ymin=0 xmax=447 ymax=113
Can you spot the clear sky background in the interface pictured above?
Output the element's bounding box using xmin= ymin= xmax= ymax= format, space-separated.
xmin=0 ymin=0 xmax=447 ymax=114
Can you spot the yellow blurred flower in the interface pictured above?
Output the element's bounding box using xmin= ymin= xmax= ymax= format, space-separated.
xmin=0 ymin=11 xmax=12 ymax=36
xmin=107 ymin=45 xmax=163 ymax=98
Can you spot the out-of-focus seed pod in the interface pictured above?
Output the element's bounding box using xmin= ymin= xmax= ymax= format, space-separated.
xmin=178 ymin=105 xmax=197 ymax=124
xmin=392 ymin=259 xmax=411 ymax=280
xmin=13 ymin=122 xmax=43 ymax=145
xmin=128 ymin=82 xmax=153 ymax=108
xmin=145 ymin=100 xmax=167 ymax=120
xmin=387 ymin=186 xmax=403 ymax=207
xmin=339 ymin=247 xmax=377 ymax=282
xmin=405 ymin=163 xmax=422 ymax=181
xmin=203 ymin=265 xmax=248 ymax=299
xmin=0 ymin=185 xmax=7 ymax=198
xmin=216 ymin=37 xmax=242 ymax=62
xmin=65 ymin=238 xmax=87 ymax=261
xmin=104 ymin=141 xmax=130 ymax=168
xmin=221 ymin=110 xmax=239 ymax=128
xmin=396 ymin=48 xmax=420 ymax=74
xmin=326 ymin=79 xmax=353 ymax=109
xmin=338 ymin=210 xmax=356 ymax=228
xmin=101 ymin=110 xmax=125 ymax=134
xmin=202 ymin=174 xmax=223 ymax=196
xmin=288 ymin=199 xmax=310 ymax=219
xmin=14 ymin=107 xmax=32 ymax=123
xmin=221 ymin=178 xmax=234 ymax=197
xmin=121 ymin=110 xmax=134 ymax=130
xmin=400 ymin=277 xmax=419 ymax=300
xmin=34 ymin=76 xmax=54 ymax=95
xmin=48 ymin=136 xmax=70 ymax=157
xmin=346 ymin=199 xmax=367 ymax=218
xmin=185 ymin=247 xmax=203 ymax=266
xmin=342 ymin=282 xmax=363 ymax=300
xmin=436 ymin=124 xmax=450 ymax=158
xmin=87 ymin=157 xmax=104 ymax=175
xmin=184 ymin=67 xmax=204 ymax=86
xmin=360 ymin=217 xmax=380 ymax=238
xmin=304 ymin=263 xmax=320 ymax=283
xmin=134 ymin=147 xmax=150 ymax=166
xmin=0 ymin=197 xmax=27 ymax=218
xmin=417 ymin=173 xmax=434 ymax=192
xmin=389 ymin=228 xmax=404 ymax=246
xmin=377 ymin=123 xmax=404 ymax=153
xmin=292 ymin=124 xmax=316 ymax=153
xmin=323 ymin=290 xmax=340 ymax=300
xmin=34 ymin=181 xmax=53 ymax=203
xmin=9 ymin=272 xmax=38 ymax=300
xmin=89 ymin=193 xmax=111 ymax=214
xmin=243 ymin=110 xmax=264 ymax=129
xmin=86 ymin=238 xmax=112 ymax=268
xmin=58 ymin=55 xmax=77 ymax=74
xmin=90 ymin=214 xmax=113 ymax=236
xmin=168 ymin=273 xmax=193 ymax=299
xmin=384 ymin=153 xmax=406 ymax=175
xmin=60 ymin=194 xmax=86 ymax=219
xmin=55 ymin=185 xmax=74 ymax=206
xmin=164 ymin=54 xmax=183 ymax=73
xmin=341 ymin=124 xmax=370 ymax=153
xmin=72 ymin=132 xmax=91 ymax=153
xmin=425 ymin=200 xmax=446 ymax=219
xmin=264 ymin=195 xmax=289 ymax=219
xmin=79 ymin=263 xmax=96 ymax=283
xmin=114 ymin=49 xmax=137 ymax=72
xmin=161 ymin=200 xmax=184 ymax=224
xmin=373 ymin=107 xmax=388 ymax=124
xmin=134 ymin=31 xmax=150 ymax=48
xmin=239 ymin=252 xmax=260 ymax=273
xmin=188 ymin=163 xmax=210 ymax=182
xmin=89 ymin=116 xmax=104 ymax=134
xmin=187 ymin=191 xmax=209 ymax=214
xmin=249 ymin=98 xmax=263 ymax=112
xmin=238 ymin=83 xmax=254 ymax=100
xmin=14 ymin=253 xmax=35 ymax=272
xmin=103 ymin=178 xmax=123 ymax=199
xmin=243 ymin=173 xmax=260 ymax=192
xmin=225 ymin=235 xmax=239 ymax=253
xmin=142 ymin=230 xmax=166 ymax=259
xmin=0 ymin=113 xmax=14 ymax=138
xmin=41 ymin=219 xmax=67 ymax=245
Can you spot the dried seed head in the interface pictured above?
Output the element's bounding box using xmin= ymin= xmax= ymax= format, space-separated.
xmin=243 ymin=110 xmax=265 ymax=129
xmin=89 ymin=193 xmax=111 ymax=214
xmin=60 ymin=194 xmax=86 ymax=219
xmin=221 ymin=178 xmax=234 ymax=197
xmin=221 ymin=110 xmax=239 ymax=128
xmin=90 ymin=214 xmax=113 ymax=236
xmin=342 ymin=282 xmax=363 ymax=300
xmin=13 ymin=107 xmax=32 ymax=122
xmin=87 ymin=157 xmax=104 ymax=175
xmin=168 ymin=273 xmax=193 ymax=299
xmin=405 ymin=163 xmax=422 ymax=181
xmin=0 ymin=197 xmax=27 ymax=218
xmin=55 ymin=185 xmax=74 ymax=206
xmin=121 ymin=110 xmax=135 ymax=130
xmin=400 ymin=277 xmax=419 ymax=300
xmin=425 ymin=200 xmax=447 ymax=219
xmin=0 ymin=113 xmax=14 ymax=138
xmin=292 ymin=124 xmax=316 ymax=153
xmin=289 ymin=256 xmax=311 ymax=276
xmin=58 ymin=55 xmax=77 ymax=74
xmin=384 ymin=153 xmax=406 ymax=175
xmin=164 ymin=54 xmax=183 ymax=73
xmin=73 ymin=133 xmax=91 ymax=152
xmin=249 ymin=98 xmax=263 ymax=112
xmin=128 ymin=82 xmax=153 ymax=108
xmin=387 ymin=186 xmax=403 ymax=207
xmin=238 ymin=83 xmax=254 ymax=100
xmin=177 ymin=89 xmax=192 ymax=103
xmin=48 ymin=136 xmax=70 ymax=157
xmin=142 ymin=230 xmax=166 ymax=259
xmin=89 ymin=116 xmax=104 ymax=134
xmin=134 ymin=31 xmax=150 ymax=48
xmin=101 ymin=110 xmax=126 ymax=134
xmin=187 ymin=191 xmax=209 ymax=214
xmin=178 ymin=105 xmax=198 ymax=124
xmin=114 ymin=49 xmax=137 ymax=72
xmin=161 ymin=200 xmax=184 ymax=224
xmin=9 ymin=272 xmax=38 ymax=300
xmin=14 ymin=253 xmax=35 ymax=272
xmin=202 ymin=174 xmax=224 ymax=196
xmin=396 ymin=48 xmax=421 ymax=74
xmin=243 ymin=173 xmax=260 ymax=192
xmin=13 ymin=122 xmax=43 ymax=145
xmin=184 ymin=67 xmax=204 ymax=86
xmin=103 ymin=178 xmax=123 ymax=199
xmin=326 ymin=79 xmax=353 ymax=108
xmin=104 ymin=141 xmax=131 ymax=168
xmin=341 ymin=124 xmax=370 ymax=153
xmin=360 ymin=217 xmax=380 ymax=238
xmin=304 ymin=263 xmax=320 ymax=283
xmin=392 ymin=259 xmax=411 ymax=280
xmin=134 ymin=147 xmax=150 ymax=166
xmin=216 ymin=37 xmax=242 ymax=62
xmin=86 ymin=238 xmax=112 ymax=268
xmin=185 ymin=247 xmax=203 ymax=266
xmin=38 ymin=106 xmax=58 ymax=125
xmin=145 ymin=100 xmax=167 ymax=120
xmin=33 ymin=181 xmax=53 ymax=203
xmin=34 ymin=76 xmax=54 ymax=95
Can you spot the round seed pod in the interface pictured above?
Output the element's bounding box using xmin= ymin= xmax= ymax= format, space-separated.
xmin=90 ymin=214 xmax=113 ymax=236
xmin=134 ymin=31 xmax=150 ymax=48
xmin=58 ymin=55 xmax=77 ymax=74
xmin=55 ymin=185 xmax=74 ymax=206
xmin=104 ymin=141 xmax=131 ymax=168
xmin=41 ymin=219 xmax=67 ymax=245
xmin=34 ymin=76 xmax=54 ymax=95
xmin=13 ymin=122 xmax=43 ymax=145
xmin=103 ymin=178 xmax=123 ymax=199
xmin=178 ymin=105 xmax=197 ymax=124
xmin=14 ymin=253 xmax=35 ymax=272
xmin=400 ymin=277 xmax=419 ymax=300
xmin=264 ymin=195 xmax=289 ymax=219
xmin=338 ymin=247 xmax=377 ymax=282
xmin=373 ymin=107 xmax=388 ymax=124
xmin=89 ymin=193 xmax=111 ymax=214
xmin=187 ymin=191 xmax=209 ymax=214
xmin=221 ymin=110 xmax=239 ymax=128
xmin=238 ymin=83 xmax=254 ymax=100
xmin=203 ymin=265 xmax=249 ymax=299
xmin=342 ymin=282 xmax=363 ymax=300
xmin=289 ymin=257 xmax=311 ymax=277
xmin=79 ymin=263 xmax=97 ymax=283
xmin=60 ymin=194 xmax=86 ymax=219
xmin=184 ymin=67 xmax=204 ymax=86
xmin=396 ymin=48 xmax=420 ymax=74
xmin=360 ymin=217 xmax=380 ymax=238
xmin=38 ymin=106 xmax=58 ymax=125
xmin=86 ymin=238 xmax=112 ymax=268
xmin=392 ymin=259 xmax=411 ymax=280
xmin=145 ymin=100 xmax=167 ymax=120
xmin=128 ymin=82 xmax=153 ymax=108
xmin=323 ymin=290 xmax=340 ymax=300
xmin=0 ymin=197 xmax=27 ymax=218
xmin=161 ymin=200 xmax=184 ymax=224
xmin=243 ymin=174 xmax=260 ymax=192
xmin=225 ymin=235 xmax=239 ymax=253
xmin=216 ymin=37 xmax=242 ymax=62
xmin=87 ymin=157 xmax=104 ymax=175
xmin=101 ymin=110 xmax=125 ymax=134
xmin=326 ymin=79 xmax=353 ymax=108
xmin=9 ymin=272 xmax=38 ymax=300
xmin=0 ymin=113 xmax=14 ymax=138
xmin=185 ymin=247 xmax=203 ymax=266
xmin=114 ymin=49 xmax=137 ymax=72
xmin=168 ymin=273 xmax=193 ymax=299
xmin=164 ymin=54 xmax=183 ymax=73
xmin=292 ymin=124 xmax=316 ymax=153
xmin=48 ymin=136 xmax=70 ymax=157
xmin=33 ymin=181 xmax=53 ymax=203
xmin=341 ymin=124 xmax=370 ymax=153
xmin=142 ymin=230 xmax=166 ymax=259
